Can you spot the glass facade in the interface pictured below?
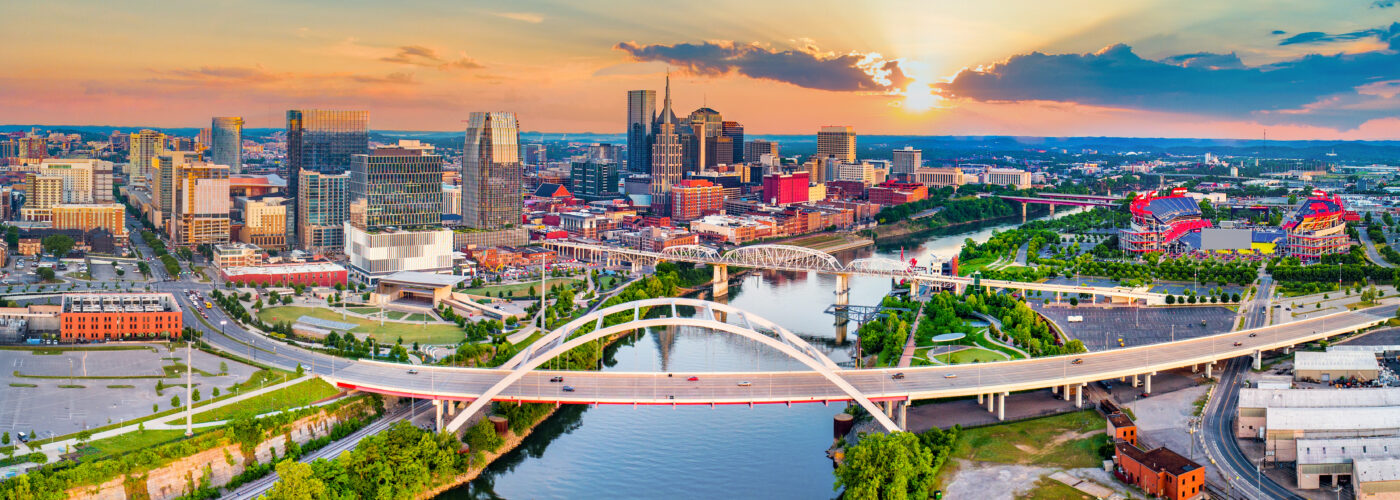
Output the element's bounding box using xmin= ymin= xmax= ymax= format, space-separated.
xmin=349 ymin=146 xmax=444 ymax=231
xmin=285 ymin=110 xmax=369 ymax=246
xmin=462 ymin=112 xmax=523 ymax=229
xmin=570 ymin=159 xmax=620 ymax=201
xmin=211 ymin=116 xmax=243 ymax=173
xmin=297 ymin=170 xmax=348 ymax=252
xmin=627 ymin=90 xmax=655 ymax=174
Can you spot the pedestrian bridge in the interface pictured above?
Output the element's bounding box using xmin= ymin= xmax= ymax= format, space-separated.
xmin=321 ymin=298 xmax=1396 ymax=434
xmin=543 ymin=240 xmax=1167 ymax=304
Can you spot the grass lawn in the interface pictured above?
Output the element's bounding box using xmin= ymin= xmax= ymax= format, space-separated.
xmin=257 ymin=306 xmax=465 ymax=344
xmin=933 ymin=347 xmax=1008 ymax=364
xmin=403 ymin=313 xmax=433 ymax=322
xmin=951 ymin=410 xmax=1110 ymax=469
xmin=465 ymin=277 xmax=580 ymax=298
xmin=958 ymin=256 xmax=997 ymax=276
xmin=597 ymin=275 xmax=621 ymax=290
xmin=66 ymin=272 xmax=94 ymax=280
xmin=77 ymin=429 xmax=207 ymax=462
xmin=179 ymin=378 xmax=340 ymax=424
xmin=347 ymin=307 xmax=379 ymax=315
xmin=1022 ymin=477 xmax=1093 ymax=500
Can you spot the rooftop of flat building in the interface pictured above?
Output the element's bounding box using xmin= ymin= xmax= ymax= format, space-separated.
xmin=1266 ymin=407 xmax=1400 ymax=431
xmin=1356 ymin=458 xmax=1400 ymax=483
xmin=1239 ymin=388 xmax=1400 ymax=409
xmin=1297 ymin=436 xmax=1400 ymax=465
xmin=1294 ymin=351 xmax=1379 ymax=372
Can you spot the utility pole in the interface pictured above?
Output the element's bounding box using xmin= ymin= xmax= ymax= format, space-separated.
xmin=185 ymin=338 xmax=193 ymax=437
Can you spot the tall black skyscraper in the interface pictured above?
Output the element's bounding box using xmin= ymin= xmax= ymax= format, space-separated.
xmin=722 ymin=121 xmax=744 ymax=164
xmin=285 ymin=110 xmax=369 ymax=246
xmin=627 ymin=90 xmax=656 ymax=174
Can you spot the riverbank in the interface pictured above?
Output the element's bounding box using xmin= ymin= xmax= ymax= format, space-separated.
xmin=416 ymin=406 xmax=559 ymax=500
xmin=871 ymin=206 xmax=1052 ymax=243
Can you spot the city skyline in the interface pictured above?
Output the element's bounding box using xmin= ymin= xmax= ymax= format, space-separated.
xmin=2 ymin=1 xmax=1397 ymax=140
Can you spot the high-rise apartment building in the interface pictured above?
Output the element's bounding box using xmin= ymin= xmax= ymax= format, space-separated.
xmin=32 ymin=159 xmax=114 ymax=204
xmin=817 ymin=126 xmax=857 ymax=163
xmin=570 ymin=159 xmax=620 ymax=201
xmin=285 ymin=110 xmax=369 ymax=246
xmin=345 ymin=141 xmax=452 ymax=285
xmin=20 ymin=174 xmax=62 ymax=221
xmin=588 ymin=143 xmax=620 ymax=162
xmin=722 ymin=121 xmax=744 ymax=164
xmin=746 ymin=140 xmax=779 ymax=164
xmin=297 ymin=170 xmax=348 ymax=252
xmin=128 ymin=130 xmax=166 ymax=183
xmin=650 ymin=75 xmax=684 ymax=216
xmin=17 ymin=135 xmax=47 ymax=160
xmin=153 ymin=152 xmax=198 ymax=219
xmin=237 ymin=197 xmax=288 ymax=249
xmin=762 ymin=172 xmax=810 ymax=205
xmin=211 ymin=117 xmax=244 ymax=173
xmin=172 ymin=162 xmax=230 ymax=246
xmin=627 ymin=90 xmax=656 ymax=174
xmin=892 ymin=147 xmax=922 ymax=178
xmin=462 ymin=112 xmax=524 ymax=229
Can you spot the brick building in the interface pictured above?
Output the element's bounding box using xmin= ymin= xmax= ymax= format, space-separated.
xmin=60 ymin=293 xmax=184 ymax=342
xmin=867 ymin=180 xmax=928 ymax=206
xmin=1114 ymin=442 xmax=1205 ymax=500
xmin=761 ymin=172 xmax=810 ymax=205
xmin=671 ymin=179 xmax=724 ymax=223
xmin=219 ymin=261 xmax=347 ymax=287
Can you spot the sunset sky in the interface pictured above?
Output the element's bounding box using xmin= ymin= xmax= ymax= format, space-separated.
xmin=1 ymin=0 xmax=1397 ymax=139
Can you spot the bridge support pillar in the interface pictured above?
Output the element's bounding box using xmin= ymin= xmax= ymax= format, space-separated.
xmin=1063 ymin=384 xmax=1071 ymax=401
xmin=1049 ymin=204 xmax=1056 ymax=215
xmin=898 ymin=401 xmax=908 ymax=431
xmin=1076 ymin=384 xmax=1084 ymax=408
xmin=433 ymin=400 xmax=443 ymax=432
xmin=986 ymin=393 xmax=994 ymax=413
xmin=712 ymin=264 xmax=729 ymax=297
xmin=1051 ymin=385 xmax=1059 ymax=396
xmin=1206 ymin=362 xmax=1213 ymax=378
xmin=997 ymin=392 xmax=1007 ymax=421
xmin=1021 ymin=202 xmax=1028 ymax=222
xmin=1132 ymin=374 xmax=1139 ymax=388
xmin=1145 ymin=372 xmax=1155 ymax=394
xmin=1253 ymin=350 xmax=1262 ymax=370
xmin=835 ymin=274 xmax=850 ymax=306
xmin=977 ymin=393 xmax=983 ymax=404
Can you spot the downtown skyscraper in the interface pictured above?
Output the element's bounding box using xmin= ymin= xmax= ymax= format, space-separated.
xmin=210 ymin=116 xmax=244 ymax=173
xmin=345 ymin=141 xmax=452 ymax=285
xmin=650 ymin=75 xmax=683 ymax=216
xmin=285 ymin=109 xmax=368 ymax=248
xmin=627 ymin=90 xmax=656 ymax=174
xmin=462 ymin=112 xmax=523 ymax=229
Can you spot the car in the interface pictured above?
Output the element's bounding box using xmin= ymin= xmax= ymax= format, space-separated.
xmin=737 ymin=381 xmax=752 ymax=387
xmin=1248 ymin=333 xmax=1258 ymax=337
xmin=686 ymin=376 xmax=699 ymax=381
xmin=944 ymin=373 xmax=957 ymax=379
xmin=549 ymin=376 xmax=564 ymax=382
xmin=407 ymin=369 xmax=419 ymax=375
xmin=562 ymin=385 xmax=575 ymax=392
xmin=891 ymin=372 xmax=905 ymax=380
xmin=1233 ymin=341 xmax=1243 ymax=346
xmin=1071 ymin=358 xmax=1084 ymax=365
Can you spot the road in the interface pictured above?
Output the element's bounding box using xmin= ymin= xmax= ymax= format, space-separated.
xmin=1359 ymin=226 xmax=1395 ymax=268
xmin=1199 ymin=275 xmax=1304 ymax=500
xmin=221 ymin=401 xmax=418 ymax=500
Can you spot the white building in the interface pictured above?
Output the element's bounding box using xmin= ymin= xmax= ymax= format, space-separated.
xmin=343 ymin=223 xmax=454 ymax=286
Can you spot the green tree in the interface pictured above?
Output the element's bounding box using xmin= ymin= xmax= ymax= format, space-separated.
xmin=41 ymin=234 xmax=75 ymax=259
xmin=36 ymin=267 xmax=54 ymax=281
xmin=193 ymin=388 xmax=201 ymax=402
xmin=833 ymin=431 xmax=935 ymax=500
xmin=171 ymin=395 xmax=181 ymax=408
xmin=212 ymin=387 xmax=221 ymax=397
xmin=296 ymin=363 xmax=305 ymax=376
xmin=265 ymin=460 xmax=327 ymax=500
xmin=75 ymin=429 xmax=92 ymax=447
xmin=1165 ymin=295 xmax=1176 ymax=305
xmin=1 ymin=431 xmax=9 ymax=446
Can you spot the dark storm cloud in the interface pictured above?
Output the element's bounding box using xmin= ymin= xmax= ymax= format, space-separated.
xmin=614 ymin=40 xmax=909 ymax=92
xmin=1277 ymin=22 xmax=1399 ymax=48
xmin=936 ymin=42 xmax=1400 ymax=129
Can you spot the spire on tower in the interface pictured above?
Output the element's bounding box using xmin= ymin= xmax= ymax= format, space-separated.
xmin=662 ymin=69 xmax=673 ymax=124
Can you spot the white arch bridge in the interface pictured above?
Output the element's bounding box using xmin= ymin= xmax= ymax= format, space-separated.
xmin=543 ymin=240 xmax=1167 ymax=304
xmin=319 ymin=298 xmax=1396 ymax=435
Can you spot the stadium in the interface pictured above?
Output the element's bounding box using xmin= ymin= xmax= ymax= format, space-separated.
xmin=1284 ymin=191 xmax=1357 ymax=261
xmin=1119 ymin=188 xmax=1213 ymax=254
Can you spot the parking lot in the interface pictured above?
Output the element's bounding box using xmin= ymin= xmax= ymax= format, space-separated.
xmin=0 ymin=345 xmax=259 ymax=440
xmin=1039 ymin=277 xmax=1245 ymax=298
xmin=1032 ymin=304 xmax=1237 ymax=351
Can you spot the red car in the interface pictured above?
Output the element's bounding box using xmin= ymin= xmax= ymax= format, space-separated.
xmin=686 ymin=376 xmax=699 ymax=381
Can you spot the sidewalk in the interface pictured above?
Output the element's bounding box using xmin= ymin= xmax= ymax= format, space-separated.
xmin=24 ymin=374 xmax=316 ymax=462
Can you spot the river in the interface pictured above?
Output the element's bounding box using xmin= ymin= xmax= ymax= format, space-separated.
xmin=442 ymin=210 xmax=1083 ymax=500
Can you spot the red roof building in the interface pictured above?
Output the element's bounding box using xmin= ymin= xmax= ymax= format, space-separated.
xmin=1284 ymin=191 xmax=1355 ymax=262
xmin=1114 ymin=442 xmax=1205 ymax=500
xmin=1120 ymin=188 xmax=1212 ymax=254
